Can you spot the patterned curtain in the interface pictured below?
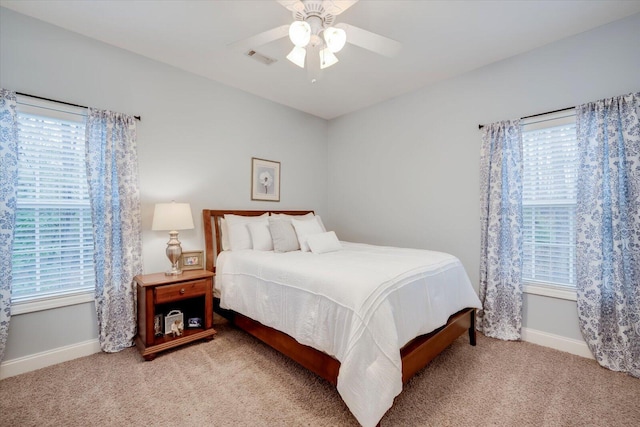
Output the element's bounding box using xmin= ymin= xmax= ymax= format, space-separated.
xmin=478 ymin=120 xmax=524 ymax=340
xmin=85 ymin=109 xmax=143 ymax=353
xmin=575 ymin=92 xmax=640 ymax=378
xmin=0 ymin=89 xmax=19 ymax=361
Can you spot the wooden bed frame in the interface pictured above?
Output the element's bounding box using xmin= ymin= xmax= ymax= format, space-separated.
xmin=203 ymin=209 xmax=476 ymax=386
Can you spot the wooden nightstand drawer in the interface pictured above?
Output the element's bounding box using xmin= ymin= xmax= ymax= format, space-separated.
xmin=155 ymin=279 xmax=208 ymax=304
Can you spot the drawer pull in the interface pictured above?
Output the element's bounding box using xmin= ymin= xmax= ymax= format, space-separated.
xmin=179 ymin=288 xmax=185 ymax=295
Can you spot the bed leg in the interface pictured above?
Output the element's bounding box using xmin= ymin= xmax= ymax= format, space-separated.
xmin=469 ymin=309 xmax=477 ymax=346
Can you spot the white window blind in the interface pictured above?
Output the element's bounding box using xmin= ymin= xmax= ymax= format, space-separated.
xmin=11 ymin=101 xmax=95 ymax=303
xmin=521 ymin=111 xmax=578 ymax=288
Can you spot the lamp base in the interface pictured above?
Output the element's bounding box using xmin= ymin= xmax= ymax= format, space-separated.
xmin=164 ymin=231 xmax=183 ymax=276
xmin=164 ymin=270 xmax=183 ymax=276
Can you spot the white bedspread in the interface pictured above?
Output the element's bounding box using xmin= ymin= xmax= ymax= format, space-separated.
xmin=217 ymin=242 xmax=481 ymax=427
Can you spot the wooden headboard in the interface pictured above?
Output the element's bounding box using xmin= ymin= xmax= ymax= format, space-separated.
xmin=202 ymin=209 xmax=314 ymax=273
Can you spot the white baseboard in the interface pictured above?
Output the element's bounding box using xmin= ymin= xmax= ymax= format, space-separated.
xmin=521 ymin=327 xmax=594 ymax=359
xmin=0 ymin=338 xmax=101 ymax=380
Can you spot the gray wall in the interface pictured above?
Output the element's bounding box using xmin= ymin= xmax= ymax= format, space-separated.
xmin=0 ymin=8 xmax=328 ymax=360
xmin=327 ymin=13 xmax=640 ymax=341
xmin=2 ymin=6 xmax=639 ymax=362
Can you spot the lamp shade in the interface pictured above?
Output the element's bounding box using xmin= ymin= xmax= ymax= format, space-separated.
xmin=289 ymin=20 xmax=311 ymax=47
xmin=151 ymin=202 xmax=194 ymax=231
xmin=319 ymin=47 xmax=339 ymax=69
xmin=323 ymin=27 xmax=346 ymax=53
xmin=287 ymin=46 xmax=307 ymax=68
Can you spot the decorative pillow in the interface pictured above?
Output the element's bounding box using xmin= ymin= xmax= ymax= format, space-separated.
xmin=268 ymin=217 xmax=300 ymax=252
xmin=247 ymin=222 xmax=273 ymax=251
xmin=291 ymin=216 xmax=324 ymax=252
xmin=224 ymin=213 xmax=269 ymax=251
xmin=307 ymin=231 xmax=342 ymax=254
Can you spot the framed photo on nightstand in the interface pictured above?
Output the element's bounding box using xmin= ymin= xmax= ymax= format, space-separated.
xmin=179 ymin=250 xmax=204 ymax=271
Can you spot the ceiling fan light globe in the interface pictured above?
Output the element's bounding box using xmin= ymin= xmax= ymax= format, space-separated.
xmin=289 ymin=21 xmax=311 ymax=47
xmin=319 ymin=47 xmax=339 ymax=69
xmin=324 ymin=27 xmax=347 ymax=53
xmin=287 ymin=46 xmax=306 ymax=68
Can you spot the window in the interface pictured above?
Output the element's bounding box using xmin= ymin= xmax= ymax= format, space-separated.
xmin=11 ymin=98 xmax=95 ymax=310
xmin=521 ymin=111 xmax=578 ymax=292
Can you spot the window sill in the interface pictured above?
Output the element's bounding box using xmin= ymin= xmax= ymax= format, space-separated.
xmin=523 ymin=282 xmax=577 ymax=301
xmin=11 ymin=291 xmax=95 ymax=315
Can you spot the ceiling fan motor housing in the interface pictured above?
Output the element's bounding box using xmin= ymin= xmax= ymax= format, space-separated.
xmin=293 ymin=0 xmax=336 ymax=36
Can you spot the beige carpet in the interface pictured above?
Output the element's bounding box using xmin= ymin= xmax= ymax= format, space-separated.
xmin=2 ymin=315 xmax=639 ymax=427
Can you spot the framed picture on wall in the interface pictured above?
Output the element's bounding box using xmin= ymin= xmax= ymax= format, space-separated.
xmin=251 ymin=157 xmax=280 ymax=202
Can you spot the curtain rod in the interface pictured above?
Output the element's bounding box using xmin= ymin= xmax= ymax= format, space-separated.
xmin=478 ymin=106 xmax=574 ymax=130
xmin=16 ymin=91 xmax=141 ymax=121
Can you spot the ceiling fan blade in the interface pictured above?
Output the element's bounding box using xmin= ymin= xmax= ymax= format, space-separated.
xmin=336 ymin=23 xmax=401 ymax=57
xmin=277 ymin=0 xmax=305 ymax=13
xmin=322 ymin=0 xmax=359 ymax=16
xmin=228 ymin=24 xmax=290 ymax=52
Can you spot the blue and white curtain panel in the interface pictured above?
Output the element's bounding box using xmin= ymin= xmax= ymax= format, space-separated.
xmin=575 ymin=91 xmax=640 ymax=378
xmin=478 ymin=120 xmax=524 ymax=341
xmin=0 ymin=89 xmax=19 ymax=362
xmin=85 ymin=108 xmax=143 ymax=353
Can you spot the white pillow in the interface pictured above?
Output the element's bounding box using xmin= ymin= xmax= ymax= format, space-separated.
xmin=219 ymin=218 xmax=230 ymax=251
xmin=224 ymin=213 xmax=269 ymax=251
xmin=307 ymin=231 xmax=342 ymax=254
xmin=268 ymin=217 xmax=300 ymax=252
xmin=271 ymin=212 xmax=327 ymax=233
xmin=271 ymin=212 xmax=315 ymax=221
xmin=247 ymin=222 xmax=273 ymax=251
xmin=314 ymin=214 xmax=327 ymax=232
xmin=291 ymin=216 xmax=324 ymax=252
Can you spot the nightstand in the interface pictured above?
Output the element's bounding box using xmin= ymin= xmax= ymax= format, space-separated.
xmin=134 ymin=269 xmax=216 ymax=360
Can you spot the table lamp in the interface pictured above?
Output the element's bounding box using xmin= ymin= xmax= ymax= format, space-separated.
xmin=152 ymin=202 xmax=194 ymax=275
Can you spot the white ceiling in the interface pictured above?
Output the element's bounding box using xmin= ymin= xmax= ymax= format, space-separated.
xmin=2 ymin=0 xmax=640 ymax=120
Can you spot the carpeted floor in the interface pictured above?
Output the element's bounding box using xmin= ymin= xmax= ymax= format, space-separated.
xmin=1 ymin=315 xmax=639 ymax=426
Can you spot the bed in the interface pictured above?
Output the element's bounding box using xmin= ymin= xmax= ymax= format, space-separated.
xmin=203 ymin=209 xmax=481 ymax=426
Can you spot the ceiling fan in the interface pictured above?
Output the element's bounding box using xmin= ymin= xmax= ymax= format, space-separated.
xmin=230 ymin=0 xmax=402 ymax=82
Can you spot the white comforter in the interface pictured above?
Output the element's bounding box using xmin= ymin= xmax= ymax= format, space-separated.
xmin=216 ymin=242 xmax=481 ymax=427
